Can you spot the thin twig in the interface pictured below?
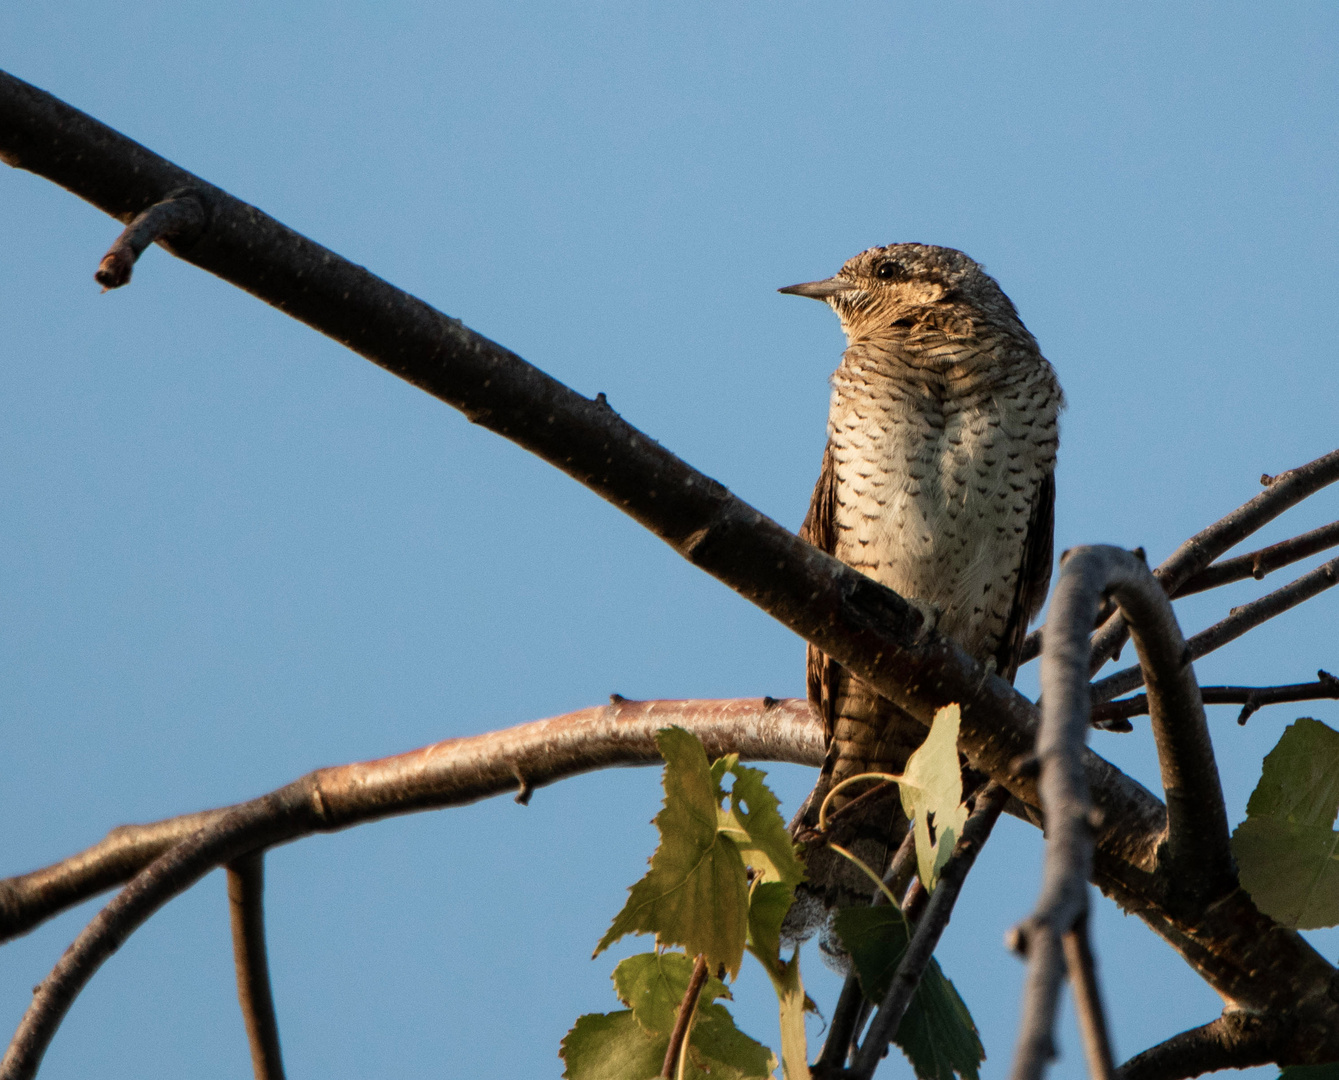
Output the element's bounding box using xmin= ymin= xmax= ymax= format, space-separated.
xmin=814 ymin=829 xmax=917 ymax=1074
xmin=0 ymin=697 xmax=821 ymax=944
xmin=661 ymin=954 xmax=708 ymax=1079
xmin=1063 ymin=920 xmax=1116 ymax=1080
xmin=94 ymin=190 xmax=206 ymax=289
xmin=1088 ymin=450 xmax=1339 ymax=671
xmin=1092 ymin=670 xmax=1339 ymax=728
xmin=1020 ymin=451 xmax=1339 ymax=667
xmin=1177 ymin=520 xmax=1339 ymax=596
xmin=847 ymin=783 xmax=1009 ymax=1080
xmin=226 ymin=852 xmax=286 ymax=1080
xmin=1092 ymin=555 xmax=1339 ymax=703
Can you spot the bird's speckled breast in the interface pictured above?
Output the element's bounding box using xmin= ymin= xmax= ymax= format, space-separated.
xmin=827 ymin=334 xmax=1060 ymax=662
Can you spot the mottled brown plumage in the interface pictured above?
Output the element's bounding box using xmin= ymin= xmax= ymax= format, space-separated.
xmin=779 ymin=243 xmax=1062 ymax=951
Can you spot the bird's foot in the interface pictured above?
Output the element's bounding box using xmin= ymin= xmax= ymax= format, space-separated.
xmin=908 ymin=598 xmax=941 ymax=644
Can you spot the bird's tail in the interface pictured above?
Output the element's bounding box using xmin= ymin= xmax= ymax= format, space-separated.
xmin=783 ymin=662 xmax=928 ymax=962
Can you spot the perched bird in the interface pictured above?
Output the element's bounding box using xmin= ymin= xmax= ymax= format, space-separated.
xmin=779 ymin=243 xmax=1062 ymax=950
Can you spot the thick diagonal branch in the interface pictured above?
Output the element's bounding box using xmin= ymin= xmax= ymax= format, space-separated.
xmin=227 ymin=853 xmax=286 ymax=1080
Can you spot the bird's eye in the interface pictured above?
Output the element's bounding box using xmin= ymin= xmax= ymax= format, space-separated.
xmin=875 ymin=261 xmax=902 ymax=281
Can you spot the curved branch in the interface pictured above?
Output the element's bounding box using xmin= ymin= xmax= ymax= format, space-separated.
xmin=1116 ymin=1013 xmax=1282 ymax=1080
xmin=93 ymin=190 xmax=206 ymax=288
xmin=0 ymin=697 xmax=820 ymax=944
xmin=1012 ymin=545 xmax=1234 ymax=1080
xmin=1092 ymin=555 xmax=1339 ymax=704
xmin=226 ymin=853 xmax=285 ymax=1080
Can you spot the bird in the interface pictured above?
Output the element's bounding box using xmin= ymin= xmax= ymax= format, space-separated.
xmin=778 ymin=243 xmax=1062 ymax=954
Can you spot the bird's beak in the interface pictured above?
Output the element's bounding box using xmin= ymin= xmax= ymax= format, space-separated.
xmin=778 ymin=275 xmax=850 ymax=300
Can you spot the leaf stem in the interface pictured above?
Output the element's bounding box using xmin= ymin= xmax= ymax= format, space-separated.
xmin=662 ymin=953 xmax=709 ymax=1079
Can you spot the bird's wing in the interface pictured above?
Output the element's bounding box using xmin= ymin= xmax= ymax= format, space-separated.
xmin=799 ymin=440 xmax=840 ymax=743
xmin=995 ymin=470 xmax=1056 ymax=682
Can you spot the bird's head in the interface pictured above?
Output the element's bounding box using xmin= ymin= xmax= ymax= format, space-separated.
xmin=779 ymin=243 xmax=1017 ymax=344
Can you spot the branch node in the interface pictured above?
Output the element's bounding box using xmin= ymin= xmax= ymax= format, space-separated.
xmin=94 ymin=189 xmax=207 ymax=290
xmin=510 ymin=765 xmax=533 ymax=806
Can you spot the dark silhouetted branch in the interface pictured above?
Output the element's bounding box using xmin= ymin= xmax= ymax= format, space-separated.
xmin=1092 ymin=670 xmax=1339 ymax=728
xmin=1116 ymin=1013 xmax=1281 ymax=1080
xmin=93 ymin=190 xmax=206 ymax=288
xmin=1092 ymin=556 xmax=1339 ymax=703
xmin=1021 ymin=452 xmax=1339 ymax=667
xmin=1063 ymin=919 xmax=1116 ymax=1080
xmin=848 ymin=783 xmax=1009 ymax=1080
xmin=1177 ymin=520 xmax=1339 ymax=596
xmin=1087 ymin=451 xmax=1339 ymax=672
xmin=226 ymin=853 xmax=286 ymax=1080
xmin=0 ymin=698 xmax=820 ymax=944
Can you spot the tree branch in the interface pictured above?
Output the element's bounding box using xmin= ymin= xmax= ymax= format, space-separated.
xmin=1063 ymin=919 xmax=1116 ymax=1080
xmin=5 ymin=70 xmax=1339 ymax=1070
xmin=1092 ymin=556 xmax=1339 ymax=703
xmin=226 ymin=853 xmax=286 ymax=1080
xmin=847 ymin=783 xmax=1009 ymax=1080
xmin=93 ymin=190 xmax=206 ymax=288
xmin=662 ymin=954 xmax=709 ymax=1079
xmin=1020 ymin=451 xmax=1339 ymax=668
xmin=1092 ymin=670 xmax=1339 ymax=728
xmin=1176 ymin=520 xmax=1339 ymax=597
xmin=1116 ymin=1013 xmax=1282 ymax=1080
xmin=0 ymin=697 xmax=820 ymax=944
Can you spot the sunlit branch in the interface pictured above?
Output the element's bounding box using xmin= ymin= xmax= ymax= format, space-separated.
xmin=226 ymin=853 xmax=286 ymax=1080
xmin=1116 ymin=1014 xmax=1280 ymax=1080
xmin=0 ymin=698 xmax=819 ymax=944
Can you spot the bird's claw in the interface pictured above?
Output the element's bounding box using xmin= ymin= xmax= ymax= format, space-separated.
xmin=909 ymin=599 xmax=941 ymax=644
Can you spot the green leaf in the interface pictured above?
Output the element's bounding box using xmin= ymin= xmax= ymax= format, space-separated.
xmin=613 ymin=952 xmax=730 ymax=1036
xmin=563 ymin=960 xmax=776 ymax=1080
xmin=1278 ymin=1066 xmax=1339 ymax=1080
xmin=720 ymin=764 xmax=807 ymax=890
xmin=746 ymin=881 xmax=793 ymax=972
xmin=595 ymin=727 xmax=750 ymax=976
xmin=747 ymin=882 xmax=812 ymax=1079
xmin=691 ymin=1002 xmax=778 ymax=1080
xmin=560 ymin=1011 xmax=665 ymax=1080
xmin=899 ymin=704 xmax=969 ymax=893
xmin=1232 ymin=718 xmax=1339 ymax=929
xmin=834 ymin=906 xmax=984 ymax=1080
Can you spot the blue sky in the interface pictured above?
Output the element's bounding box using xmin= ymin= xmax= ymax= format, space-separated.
xmin=3 ymin=4 xmax=1338 ymax=1078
